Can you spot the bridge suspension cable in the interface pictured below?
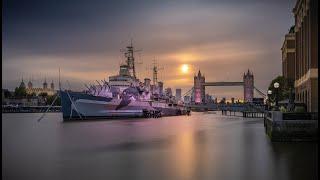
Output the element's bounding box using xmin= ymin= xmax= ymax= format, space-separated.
xmin=183 ymin=87 xmax=194 ymax=97
xmin=254 ymin=86 xmax=266 ymax=98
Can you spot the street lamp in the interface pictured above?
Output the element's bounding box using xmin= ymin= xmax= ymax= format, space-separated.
xmin=267 ymin=90 xmax=272 ymax=110
xmin=273 ymin=82 xmax=280 ymax=110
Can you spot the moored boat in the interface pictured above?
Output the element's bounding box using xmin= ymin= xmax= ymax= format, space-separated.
xmin=60 ymin=42 xmax=188 ymax=121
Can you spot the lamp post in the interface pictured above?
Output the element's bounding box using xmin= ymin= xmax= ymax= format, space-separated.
xmin=267 ymin=90 xmax=272 ymax=110
xmin=273 ymin=82 xmax=280 ymax=110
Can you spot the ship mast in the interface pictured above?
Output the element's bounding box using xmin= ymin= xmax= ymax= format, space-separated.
xmin=59 ymin=67 xmax=61 ymax=90
xmin=123 ymin=39 xmax=141 ymax=79
xmin=153 ymin=58 xmax=158 ymax=85
xmin=152 ymin=58 xmax=163 ymax=85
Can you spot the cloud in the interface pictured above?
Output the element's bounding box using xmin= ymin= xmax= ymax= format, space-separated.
xmin=2 ymin=0 xmax=295 ymax=99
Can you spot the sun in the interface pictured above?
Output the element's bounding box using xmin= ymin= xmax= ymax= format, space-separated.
xmin=181 ymin=64 xmax=189 ymax=74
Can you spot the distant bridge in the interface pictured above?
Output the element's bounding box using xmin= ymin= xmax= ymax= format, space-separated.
xmin=203 ymin=82 xmax=244 ymax=86
xmin=185 ymin=69 xmax=266 ymax=103
xmin=203 ymin=82 xmax=267 ymax=98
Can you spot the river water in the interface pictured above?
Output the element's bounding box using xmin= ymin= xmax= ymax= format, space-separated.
xmin=2 ymin=112 xmax=318 ymax=180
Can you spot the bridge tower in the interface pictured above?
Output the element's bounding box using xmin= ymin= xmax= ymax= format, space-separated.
xmin=194 ymin=70 xmax=205 ymax=104
xmin=243 ymin=69 xmax=254 ymax=102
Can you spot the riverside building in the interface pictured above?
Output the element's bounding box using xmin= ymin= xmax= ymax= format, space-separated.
xmin=21 ymin=78 xmax=56 ymax=96
xmin=281 ymin=26 xmax=296 ymax=81
xmin=293 ymin=0 xmax=318 ymax=112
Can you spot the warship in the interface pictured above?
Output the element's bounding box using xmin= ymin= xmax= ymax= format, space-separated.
xmin=60 ymin=42 xmax=188 ymax=120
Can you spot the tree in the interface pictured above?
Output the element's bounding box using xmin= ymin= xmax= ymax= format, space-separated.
xmin=38 ymin=92 xmax=48 ymax=97
xmin=267 ymin=76 xmax=294 ymax=103
xmin=26 ymin=92 xmax=37 ymax=98
xmin=14 ymin=87 xmax=27 ymax=98
xmin=3 ymin=90 xmax=12 ymax=98
xmin=46 ymin=95 xmax=61 ymax=106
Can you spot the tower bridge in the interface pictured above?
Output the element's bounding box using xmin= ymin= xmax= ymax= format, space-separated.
xmin=192 ymin=69 xmax=263 ymax=104
xmin=203 ymin=82 xmax=244 ymax=86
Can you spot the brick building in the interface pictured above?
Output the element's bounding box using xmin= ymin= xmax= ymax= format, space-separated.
xmin=281 ymin=26 xmax=296 ymax=81
xmin=293 ymin=0 xmax=318 ymax=112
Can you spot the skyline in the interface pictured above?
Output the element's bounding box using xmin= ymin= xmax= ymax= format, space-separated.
xmin=2 ymin=0 xmax=296 ymax=99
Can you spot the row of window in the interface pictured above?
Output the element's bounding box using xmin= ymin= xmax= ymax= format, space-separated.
xmin=296 ymin=89 xmax=310 ymax=111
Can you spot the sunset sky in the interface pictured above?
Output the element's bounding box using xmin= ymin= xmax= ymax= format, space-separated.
xmin=2 ymin=0 xmax=296 ymax=99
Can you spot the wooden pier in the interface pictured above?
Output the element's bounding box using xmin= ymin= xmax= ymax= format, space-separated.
xmin=242 ymin=111 xmax=265 ymax=118
xmin=221 ymin=110 xmax=265 ymax=118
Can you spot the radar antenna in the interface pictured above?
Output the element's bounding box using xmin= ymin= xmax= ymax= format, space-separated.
xmin=120 ymin=39 xmax=142 ymax=79
xmin=151 ymin=58 xmax=164 ymax=85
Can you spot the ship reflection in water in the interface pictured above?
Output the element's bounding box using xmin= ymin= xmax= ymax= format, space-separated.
xmin=2 ymin=112 xmax=318 ymax=180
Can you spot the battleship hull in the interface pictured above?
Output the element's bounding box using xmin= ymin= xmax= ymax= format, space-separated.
xmin=60 ymin=91 xmax=186 ymax=120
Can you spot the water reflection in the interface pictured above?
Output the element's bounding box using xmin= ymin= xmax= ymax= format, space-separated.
xmin=270 ymin=142 xmax=318 ymax=180
xmin=2 ymin=112 xmax=318 ymax=180
xmin=171 ymin=131 xmax=196 ymax=179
